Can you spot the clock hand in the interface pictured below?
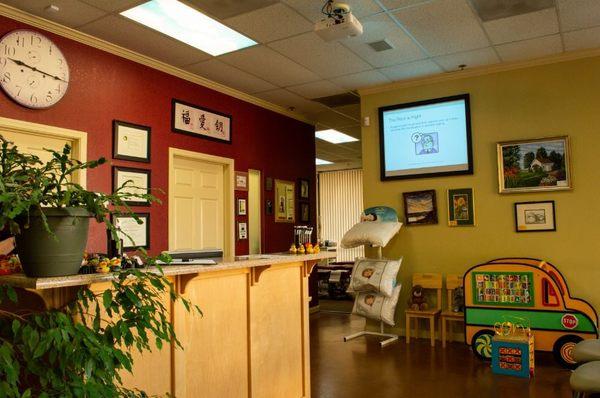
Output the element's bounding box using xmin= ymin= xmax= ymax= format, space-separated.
xmin=6 ymin=57 xmax=69 ymax=83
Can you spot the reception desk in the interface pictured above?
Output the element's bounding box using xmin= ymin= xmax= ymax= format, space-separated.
xmin=0 ymin=252 xmax=336 ymax=398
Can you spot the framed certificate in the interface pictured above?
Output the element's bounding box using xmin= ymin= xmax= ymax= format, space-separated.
xmin=113 ymin=120 xmax=151 ymax=163
xmin=113 ymin=213 xmax=150 ymax=249
xmin=112 ymin=166 xmax=151 ymax=206
xmin=275 ymin=179 xmax=295 ymax=223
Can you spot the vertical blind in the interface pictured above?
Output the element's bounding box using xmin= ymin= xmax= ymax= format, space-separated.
xmin=318 ymin=169 xmax=364 ymax=262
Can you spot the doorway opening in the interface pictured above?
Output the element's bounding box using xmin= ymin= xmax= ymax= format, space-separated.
xmin=248 ymin=169 xmax=262 ymax=255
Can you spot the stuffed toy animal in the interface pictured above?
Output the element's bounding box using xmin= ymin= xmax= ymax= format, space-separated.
xmin=408 ymin=285 xmax=428 ymax=311
xmin=452 ymin=286 xmax=465 ymax=313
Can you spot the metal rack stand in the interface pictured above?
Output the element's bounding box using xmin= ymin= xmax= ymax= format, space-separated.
xmin=343 ymin=246 xmax=399 ymax=347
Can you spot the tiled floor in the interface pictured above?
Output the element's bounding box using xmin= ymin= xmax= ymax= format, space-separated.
xmin=310 ymin=312 xmax=572 ymax=398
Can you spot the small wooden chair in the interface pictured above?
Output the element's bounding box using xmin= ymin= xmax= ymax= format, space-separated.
xmin=405 ymin=273 xmax=442 ymax=347
xmin=441 ymin=274 xmax=464 ymax=348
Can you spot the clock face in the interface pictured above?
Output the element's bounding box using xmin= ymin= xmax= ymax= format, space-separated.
xmin=0 ymin=29 xmax=69 ymax=109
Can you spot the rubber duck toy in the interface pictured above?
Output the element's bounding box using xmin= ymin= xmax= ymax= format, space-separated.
xmin=305 ymin=243 xmax=314 ymax=254
xmin=109 ymin=257 xmax=122 ymax=272
xmin=95 ymin=259 xmax=110 ymax=274
xmin=298 ymin=244 xmax=305 ymax=254
xmin=314 ymin=243 xmax=321 ymax=254
xmin=289 ymin=244 xmax=297 ymax=254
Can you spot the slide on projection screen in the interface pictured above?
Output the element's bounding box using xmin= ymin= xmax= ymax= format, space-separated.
xmin=378 ymin=94 xmax=473 ymax=180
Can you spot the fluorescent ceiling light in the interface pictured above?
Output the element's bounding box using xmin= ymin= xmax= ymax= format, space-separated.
xmin=316 ymin=158 xmax=333 ymax=165
xmin=121 ymin=0 xmax=257 ymax=56
xmin=315 ymin=129 xmax=359 ymax=144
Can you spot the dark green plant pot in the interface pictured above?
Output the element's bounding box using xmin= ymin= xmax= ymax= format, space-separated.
xmin=15 ymin=207 xmax=91 ymax=277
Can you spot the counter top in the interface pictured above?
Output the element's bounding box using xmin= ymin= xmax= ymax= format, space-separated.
xmin=0 ymin=251 xmax=337 ymax=290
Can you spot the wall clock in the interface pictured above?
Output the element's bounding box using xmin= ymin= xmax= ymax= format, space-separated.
xmin=0 ymin=29 xmax=69 ymax=109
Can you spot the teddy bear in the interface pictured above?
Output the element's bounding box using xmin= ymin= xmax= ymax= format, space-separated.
xmin=408 ymin=285 xmax=428 ymax=311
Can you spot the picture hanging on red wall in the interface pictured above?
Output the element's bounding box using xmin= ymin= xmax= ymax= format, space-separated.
xmin=171 ymin=98 xmax=232 ymax=143
xmin=112 ymin=120 xmax=151 ymax=163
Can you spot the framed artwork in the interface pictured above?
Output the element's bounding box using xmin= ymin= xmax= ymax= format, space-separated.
xmin=300 ymin=203 xmax=310 ymax=223
xmin=237 ymin=198 xmax=247 ymax=216
xmin=447 ymin=188 xmax=474 ymax=226
xmin=299 ymin=179 xmax=309 ymax=199
xmin=265 ymin=177 xmax=273 ymax=191
xmin=237 ymin=222 xmax=248 ymax=240
xmin=235 ymin=171 xmax=248 ymax=191
xmin=266 ymin=199 xmax=273 ymax=215
xmin=112 ymin=120 xmax=151 ymax=163
xmin=497 ymin=136 xmax=571 ymax=194
xmin=275 ymin=179 xmax=295 ymax=223
xmin=402 ymin=190 xmax=438 ymax=225
xmin=171 ymin=99 xmax=231 ymax=143
xmin=112 ymin=213 xmax=150 ymax=249
xmin=112 ymin=166 xmax=151 ymax=206
xmin=514 ymin=201 xmax=556 ymax=232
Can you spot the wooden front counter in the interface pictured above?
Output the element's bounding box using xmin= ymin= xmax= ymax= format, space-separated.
xmin=0 ymin=252 xmax=336 ymax=398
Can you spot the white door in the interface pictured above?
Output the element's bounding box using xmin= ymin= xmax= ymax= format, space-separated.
xmin=1 ymin=131 xmax=74 ymax=164
xmin=170 ymin=156 xmax=224 ymax=251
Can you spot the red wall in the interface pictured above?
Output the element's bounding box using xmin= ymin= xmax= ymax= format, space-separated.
xmin=0 ymin=17 xmax=317 ymax=256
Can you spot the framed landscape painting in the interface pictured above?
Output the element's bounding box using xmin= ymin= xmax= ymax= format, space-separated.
xmin=497 ymin=136 xmax=571 ymax=193
xmin=402 ymin=190 xmax=438 ymax=225
xmin=514 ymin=201 xmax=556 ymax=232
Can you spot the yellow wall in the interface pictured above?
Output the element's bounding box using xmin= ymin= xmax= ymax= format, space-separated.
xmin=361 ymin=56 xmax=600 ymax=335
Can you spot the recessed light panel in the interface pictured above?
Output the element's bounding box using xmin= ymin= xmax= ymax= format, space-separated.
xmin=316 ymin=129 xmax=359 ymax=144
xmin=121 ymin=0 xmax=257 ymax=56
xmin=316 ymin=158 xmax=333 ymax=165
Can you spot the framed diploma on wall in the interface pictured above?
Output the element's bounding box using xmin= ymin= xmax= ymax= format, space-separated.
xmin=113 ymin=120 xmax=151 ymax=163
xmin=275 ymin=179 xmax=295 ymax=223
xmin=113 ymin=213 xmax=150 ymax=249
xmin=112 ymin=166 xmax=151 ymax=206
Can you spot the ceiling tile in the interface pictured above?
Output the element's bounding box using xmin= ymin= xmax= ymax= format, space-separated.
xmin=223 ymin=3 xmax=313 ymax=43
xmin=563 ymin=26 xmax=600 ymax=51
xmin=254 ymin=89 xmax=328 ymax=115
xmin=184 ymin=59 xmax=276 ymax=94
xmin=434 ymin=47 xmax=500 ymax=71
xmin=286 ymin=80 xmax=347 ymax=99
xmin=79 ymin=0 xmax=145 ymax=13
xmin=269 ymin=32 xmax=373 ymax=78
xmin=282 ymin=0 xmax=382 ymax=23
xmin=218 ymin=45 xmax=320 ymax=86
xmin=186 ymin=0 xmax=277 ymax=19
xmin=379 ymin=59 xmax=443 ymax=80
xmin=557 ymin=0 xmax=600 ymax=31
xmin=483 ymin=8 xmax=559 ymax=45
xmin=1 ymin=0 xmax=106 ymax=27
xmin=79 ymin=15 xmax=212 ymax=66
xmin=393 ymin=0 xmax=490 ymax=56
xmin=495 ymin=34 xmax=563 ymax=62
xmin=380 ymin=0 xmax=431 ymax=11
xmin=330 ymin=70 xmax=391 ymax=89
xmin=343 ymin=13 xmax=426 ymax=67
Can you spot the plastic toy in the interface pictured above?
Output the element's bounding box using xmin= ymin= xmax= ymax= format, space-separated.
xmin=408 ymin=285 xmax=428 ymax=311
xmin=464 ymin=258 xmax=598 ymax=368
xmin=289 ymin=244 xmax=297 ymax=254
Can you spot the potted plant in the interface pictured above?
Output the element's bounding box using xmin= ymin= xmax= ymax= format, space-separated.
xmin=0 ymin=136 xmax=155 ymax=277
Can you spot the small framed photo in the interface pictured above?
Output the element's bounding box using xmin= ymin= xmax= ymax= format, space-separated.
xmin=514 ymin=201 xmax=556 ymax=232
xmin=299 ymin=179 xmax=309 ymax=199
xmin=300 ymin=202 xmax=310 ymax=223
xmin=237 ymin=198 xmax=247 ymax=216
xmin=497 ymin=136 xmax=571 ymax=193
xmin=113 ymin=120 xmax=151 ymax=163
xmin=112 ymin=213 xmax=150 ymax=249
xmin=403 ymin=190 xmax=437 ymax=225
xmin=235 ymin=171 xmax=248 ymax=191
xmin=265 ymin=177 xmax=273 ymax=191
xmin=238 ymin=222 xmax=248 ymax=240
xmin=265 ymin=199 xmax=273 ymax=215
xmin=112 ymin=166 xmax=151 ymax=206
xmin=447 ymin=188 xmax=474 ymax=226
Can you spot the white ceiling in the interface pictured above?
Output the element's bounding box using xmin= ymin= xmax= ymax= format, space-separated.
xmin=3 ymin=0 xmax=600 ymax=167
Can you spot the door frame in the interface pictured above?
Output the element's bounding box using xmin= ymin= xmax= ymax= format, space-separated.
xmin=168 ymin=147 xmax=235 ymax=258
xmin=0 ymin=117 xmax=88 ymax=186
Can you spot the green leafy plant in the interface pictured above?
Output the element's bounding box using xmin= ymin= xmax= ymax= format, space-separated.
xmin=0 ymin=258 xmax=201 ymax=397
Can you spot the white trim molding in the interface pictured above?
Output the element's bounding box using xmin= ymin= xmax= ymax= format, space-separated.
xmin=0 ymin=3 xmax=313 ymax=126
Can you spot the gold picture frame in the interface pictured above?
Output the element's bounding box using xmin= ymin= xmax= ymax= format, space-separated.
xmin=274 ymin=179 xmax=295 ymax=223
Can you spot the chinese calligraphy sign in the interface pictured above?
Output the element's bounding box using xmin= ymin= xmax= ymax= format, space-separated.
xmin=172 ymin=99 xmax=232 ymax=143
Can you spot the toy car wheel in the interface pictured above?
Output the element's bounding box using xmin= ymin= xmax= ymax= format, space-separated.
xmin=472 ymin=329 xmax=495 ymax=360
xmin=553 ymin=335 xmax=583 ymax=369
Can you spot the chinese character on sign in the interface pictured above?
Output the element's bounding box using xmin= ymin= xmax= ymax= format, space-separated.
xmin=215 ymin=120 xmax=224 ymax=134
xmin=181 ymin=110 xmax=191 ymax=125
xmin=198 ymin=114 xmax=208 ymax=131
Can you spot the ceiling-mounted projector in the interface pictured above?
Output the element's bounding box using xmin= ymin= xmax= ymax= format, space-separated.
xmin=315 ymin=2 xmax=363 ymax=42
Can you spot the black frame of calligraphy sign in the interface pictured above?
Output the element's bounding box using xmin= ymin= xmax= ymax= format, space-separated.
xmin=171 ymin=98 xmax=233 ymax=144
